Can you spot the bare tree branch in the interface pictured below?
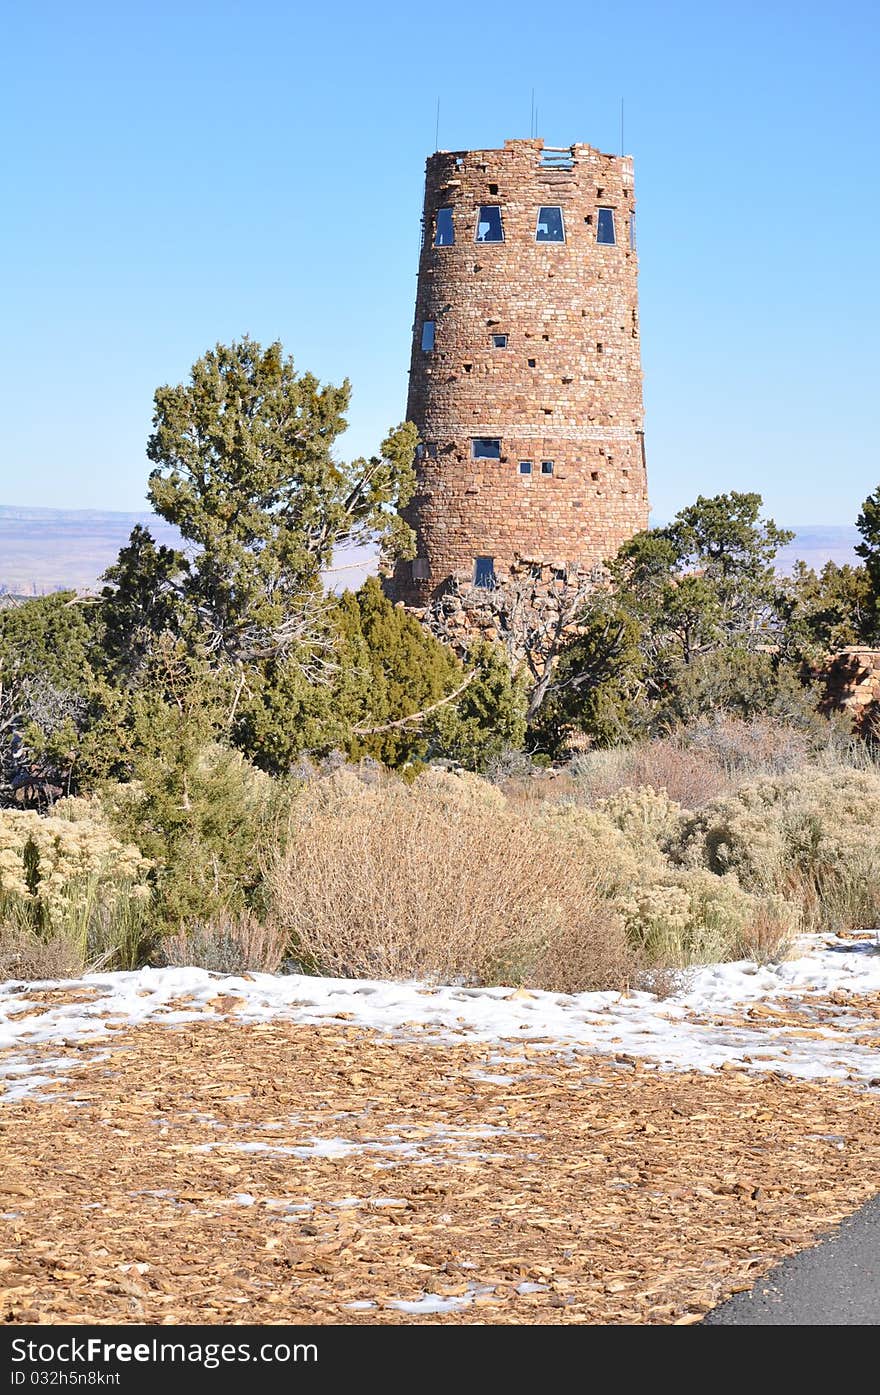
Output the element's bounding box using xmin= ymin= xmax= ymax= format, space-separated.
xmin=424 ymin=564 xmax=606 ymax=720
xmin=352 ymin=672 xmax=475 ymax=735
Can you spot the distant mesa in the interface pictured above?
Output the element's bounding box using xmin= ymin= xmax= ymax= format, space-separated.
xmin=0 ymin=505 xmax=376 ymax=596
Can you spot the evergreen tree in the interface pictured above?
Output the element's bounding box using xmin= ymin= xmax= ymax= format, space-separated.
xmin=779 ymin=560 xmax=872 ymax=663
xmin=99 ymin=524 xmax=189 ymax=677
xmin=144 ymin=336 xmax=417 ymax=660
xmin=855 ymin=486 xmax=880 ymax=641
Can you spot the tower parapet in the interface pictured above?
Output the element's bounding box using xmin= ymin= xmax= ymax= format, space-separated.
xmin=387 ymin=138 xmax=649 ymax=606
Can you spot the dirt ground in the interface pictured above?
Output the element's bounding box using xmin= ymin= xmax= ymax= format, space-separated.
xmin=2 ymin=994 xmax=880 ymax=1325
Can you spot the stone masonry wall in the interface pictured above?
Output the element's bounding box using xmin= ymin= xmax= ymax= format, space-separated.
xmin=386 ymin=138 xmax=649 ymax=606
xmin=818 ymin=647 xmax=880 ymax=732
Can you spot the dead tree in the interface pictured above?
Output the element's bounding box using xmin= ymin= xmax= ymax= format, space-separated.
xmin=424 ymin=563 xmax=625 ymax=722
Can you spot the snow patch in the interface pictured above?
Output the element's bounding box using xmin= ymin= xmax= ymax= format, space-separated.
xmin=2 ymin=937 xmax=879 ymax=1092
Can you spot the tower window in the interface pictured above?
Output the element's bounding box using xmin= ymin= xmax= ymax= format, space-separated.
xmin=475 ymin=206 xmax=504 ymax=242
xmin=629 ymin=212 xmax=636 ymax=249
xmin=535 ymin=206 xmax=565 ymax=243
xmin=471 ymin=437 xmax=501 ymax=460
xmin=474 ymin=556 xmax=496 ymax=588
xmin=527 ymin=358 xmax=536 ymax=367
xmin=541 ymin=460 xmax=555 ymax=475
xmin=434 ymin=208 xmax=454 ymax=246
xmin=421 ymin=321 xmax=435 ymax=351
xmin=519 ymin=460 xmax=533 ymax=475
xmin=597 ymin=208 xmax=616 ymax=245
xmin=492 ymin=333 xmax=508 ymax=348
xmin=411 ymin=557 xmax=429 ymax=580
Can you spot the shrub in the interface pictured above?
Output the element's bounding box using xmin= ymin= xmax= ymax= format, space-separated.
xmin=267 ymin=769 xmax=634 ymax=992
xmin=541 ymin=793 xmax=793 ymax=964
xmin=0 ymin=922 xmax=84 ymax=981
xmin=0 ymin=804 xmax=150 ymax=916
xmin=101 ymin=743 xmax=286 ymax=927
xmin=569 ymin=739 xmax=733 ymax=809
xmin=679 ymin=713 xmax=854 ymax=777
xmin=615 ymin=869 xmax=794 ymax=966
xmin=567 ymin=715 xmax=864 ymax=810
xmin=671 ymin=764 xmax=880 ymax=933
xmin=673 ymin=766 xmax=880 ymax=884
xmin=0 ymin=885 xmax=156 ymax=981
xmin=160 ymin=914 xmax=288 ymax=974
xmin=596 ymin=784 xmax=683 ymax=852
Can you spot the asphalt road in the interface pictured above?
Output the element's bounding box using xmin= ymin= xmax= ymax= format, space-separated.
xmin=704 ymin=1194 xmax=880 ymax=1324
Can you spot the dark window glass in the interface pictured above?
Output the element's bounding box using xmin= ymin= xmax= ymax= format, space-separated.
xmin=435 ymin=208 xmax=454 ymax=246
xmin=474 ymin=556 xmax=496 ymax=588
xmin=596 ymin=208 xmax=616 ymax=245
xmin=541 ymin=460 xmax=554 ymax=475
xmin=536 ymin=206 xmax=565 ymax=243
xmin=421 ymin=321 xmax=435 ymax=351
xmin=492 ymin=333 xmax=508 ymax=348
xmin=472 ymin=437 xmax=501 ymax=460
xmin=629 ymin=212 xmax=636 ymax=249
xmin=519 ymin=460 xmax=532 ymax=475
xmin=475 ymin=206 xmax=504 ymax=242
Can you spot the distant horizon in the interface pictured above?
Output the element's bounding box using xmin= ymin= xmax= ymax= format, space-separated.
xmin=0 ymin=504 xmax=862 ymax=597
xmin=0 ymin=502 xmax=866 ymax=534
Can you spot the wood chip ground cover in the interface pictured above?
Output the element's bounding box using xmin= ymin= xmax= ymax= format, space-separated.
xmin=2 ymin=989 xmax=880 ymax=1325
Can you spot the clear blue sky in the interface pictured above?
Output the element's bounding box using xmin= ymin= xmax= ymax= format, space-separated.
xmin=1 ymin=0 xmax=877 ymax=525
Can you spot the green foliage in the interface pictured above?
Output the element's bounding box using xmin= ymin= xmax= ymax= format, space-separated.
xmin=648 ymin=649 xmax=824 ymax=732
xmin=232 ymin=580 xmax=526 ymax=774
xmin=855 ymin=485 xmax=880 ymax=642
xmin=612 ymin=492 xmax=792 ymax=677
xmin=606 ymin=492 xmax=807 ymax=731
xmin=527 ymin=606 xmax=643 ymax=753
xmin=778 ymin=560 xmax=872 ymax=664
xmin=0 ymin=593 xmax=103 ymax=799
xmin=145 ymin=336 xmax=417 ymax=660
xmin=334 ymin=577 xmax=462 ymax=767
xmin=431 ymin=639 xmax=527 ymax=772
xmin=0 ymin=592 xmax=97 ymax=693
xmin=99 ymin=524 xmax=189 ymax=677
xmin=103 ymin=736 xmax=284 ymax=929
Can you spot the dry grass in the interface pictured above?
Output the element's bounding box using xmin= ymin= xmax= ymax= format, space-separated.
xmin=731 ymin=905 xmax=795 ymax=965
xmin=160 ymin=914 xmax=288 ymax=975
xmin=0 ymin=924 xmax=83 ymax=982
xmin=268 ymin=774 xmax=633 ymax=992
xmin=568 ymin=716 xmax=872 ymax=811
xmin=570 ymin=739 xmax=733 ymax=809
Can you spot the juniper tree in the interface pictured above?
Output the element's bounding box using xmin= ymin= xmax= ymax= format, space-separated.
xmin=144 ymin=336 xmax=417 ymax=661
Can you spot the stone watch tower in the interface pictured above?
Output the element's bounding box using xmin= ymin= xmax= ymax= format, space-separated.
xmin=386 ymin=138 xmax=649 ymax=606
